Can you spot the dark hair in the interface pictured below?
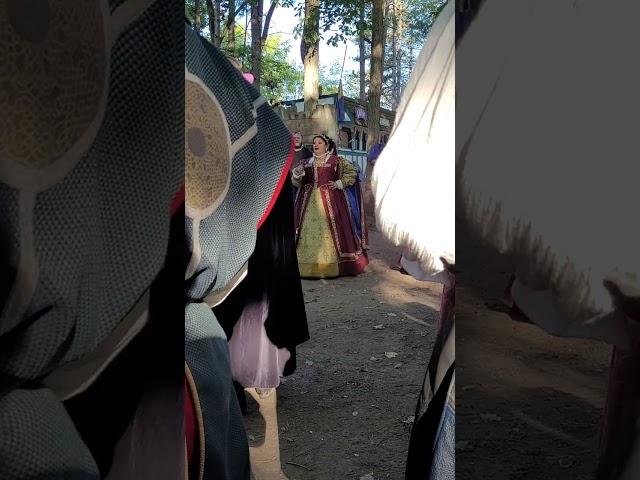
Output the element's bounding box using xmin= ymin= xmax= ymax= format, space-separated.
xmin=312 ymin=134 xmax=329 ymax=145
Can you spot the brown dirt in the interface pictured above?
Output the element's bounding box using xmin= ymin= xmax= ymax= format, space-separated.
xmin=244 ymin=228 xmax=442 ymax=479
xmin=456 ymin=219 xmax=612 ymax=480
xmin=244 ymin=216 xmax=613 ymax=479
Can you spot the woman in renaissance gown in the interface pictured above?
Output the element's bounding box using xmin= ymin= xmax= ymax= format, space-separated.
xmin=292 ymin=134 xmax=368 ymax=278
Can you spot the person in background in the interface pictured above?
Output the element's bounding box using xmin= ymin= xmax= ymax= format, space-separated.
xmin=293 ymin=131 xmax=312 ymax=167
xmin=367 ymin=135 xmax=386 ymax=166
xmin=291 ymin=131 xmax=312 ymax=199
xmin=328 ymin=139 xmax=369 ymax=250
xmin=291 ymin=134 xmax=368 ymax=278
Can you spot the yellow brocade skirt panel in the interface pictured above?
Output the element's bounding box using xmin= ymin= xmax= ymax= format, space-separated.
xmin=296 ymin=188 xmax=340 ymax=278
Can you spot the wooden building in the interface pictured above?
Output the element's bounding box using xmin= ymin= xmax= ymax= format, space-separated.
xmin=276 ymin=93 xmax=395 ymax=177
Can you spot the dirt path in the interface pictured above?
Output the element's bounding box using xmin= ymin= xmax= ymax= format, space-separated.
xmin=244 ymin=229 xmax=443 ymax=479
xmin=456 ymin=219 xmax=612 ymax=480
xmin=244 ymin=218 xmax=612 ymax=479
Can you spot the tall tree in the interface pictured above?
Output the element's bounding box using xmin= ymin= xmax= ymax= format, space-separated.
xmin=250 ymin=0 xmax=264 ymax=89
xmin=194 ymin=0 xmax=202 ymax=32
xmin=227 ymin=0 xmax=237 ymax=51
xmin=301 ymin=0 xmax=320 ymax=112
xmin=262 ymin=1 xmax=278 ymax=40
xmin=205 ymin=0 xmax=220 ymax=45
xmin=358 ymin=2 xmax=367 ymax=101
xmin=367 ymin=0 xmax=385 ymax=151
xmin=390 ymin=0 xmax=405 ymax=109
xmin=361 ymin=0 xmax=385 ymax=225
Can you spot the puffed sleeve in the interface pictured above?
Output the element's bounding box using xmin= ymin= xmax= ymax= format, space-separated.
xmin=338 ymin=157 xmax=357 ymax=188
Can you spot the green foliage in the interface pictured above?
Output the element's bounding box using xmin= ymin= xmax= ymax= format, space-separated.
xmin=260 ymin=35 xmax=304 ymax=103
xmin=221 ymin=26 xmax=303 ymax=103
xmin=185 ymin=0 xmax=449 ymax=108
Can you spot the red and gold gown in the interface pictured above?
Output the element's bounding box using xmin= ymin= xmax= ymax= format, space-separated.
xmin=292 ymin=154 xmax=368 ymax=278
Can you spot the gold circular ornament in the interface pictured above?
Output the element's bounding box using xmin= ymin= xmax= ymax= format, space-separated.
xmin=185 ymin=78 xmax=231 ymax=214
xmin=0 ymin=0 xmax=108 ymax=171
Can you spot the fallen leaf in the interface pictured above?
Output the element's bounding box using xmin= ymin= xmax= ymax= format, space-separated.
xmin=373 ymin=324 xmax=385 ymax=330
xmin=352 ymin=411 xmax=359 ymax=417
xmin=384 ymin=352 xmax=398 ymax=359
xmin=370 ymin=356 xmax=379 ymax=361
xmin=386 ymin=313 xmax=397 ymax=317
xmin=402 ymin=415 xmax=415 ymax=424
xmin=360 ymin=474 xmax=374 ymax=480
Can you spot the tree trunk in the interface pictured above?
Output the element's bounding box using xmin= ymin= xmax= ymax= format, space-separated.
xmin=363 ymin=0 xmax=385 ymax=228
xmin=262 ymin=1 xmax=277 ymax=42
xmin=301 ymin=0 xmax=320 ymax=112
xmin=393 ymin=0 xmax=404 ymax=109
xmin=390 ymin=0 xmax=398 ymax=108
xmin=367 ymin=0 xmax=385 ymax=151
xmin=358 ymin=3 xmax=366 ymax=102
xmin=194 ymin=0 xmax=202 ymax=33
xmin=244 ymin=13 xmax=249 ymax=53
xmin=250 ymin=0 xmax=263 ymax=90
xmin=227 ymin=0 xmax=236 ymax=51
xmin=408 ymin=43 xmax=414 ymax=73
xmin=205 ymin=0 xmax=220 ymax=46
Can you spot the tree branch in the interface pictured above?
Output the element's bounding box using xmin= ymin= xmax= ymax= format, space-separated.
xmin=262 ymin=1 xmax=278 ymax=41
xmin=220 ymin=0 xmax=250 ymax=39
xmin=194 ymin=0 xmax=202 ymax=32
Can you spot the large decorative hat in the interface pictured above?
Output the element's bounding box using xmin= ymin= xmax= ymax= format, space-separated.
xmin=184 ymin=30 xmax=293 ymax=304
xmin=0 ymin=2 xmax=184 ymax=477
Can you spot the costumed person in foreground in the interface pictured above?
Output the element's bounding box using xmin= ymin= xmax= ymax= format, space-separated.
xmin=212 ymin=59 xmax=309 ymax=480
xmin=0 ymin=2 xmax=185 ymax=478
xmin=456 ymin=0 xmax=640 ymax=478
xmin=372 ymin=1 xmax=455 ymax=479
xmin=292 ymin=134 xmax=369 ymax=278
xmin=184 ymin=21 xmax=298 ymax=480
xmin=213 ymin=177 xmax=308 ymax=480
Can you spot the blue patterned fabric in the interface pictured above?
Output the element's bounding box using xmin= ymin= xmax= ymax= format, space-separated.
xmin=344 ymin=160 xmax=364 ymax=241
xmin=430 ymin=392 xmax=455 ymax=480
xmin=346 ymin=184 xmax=363 ymax=241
